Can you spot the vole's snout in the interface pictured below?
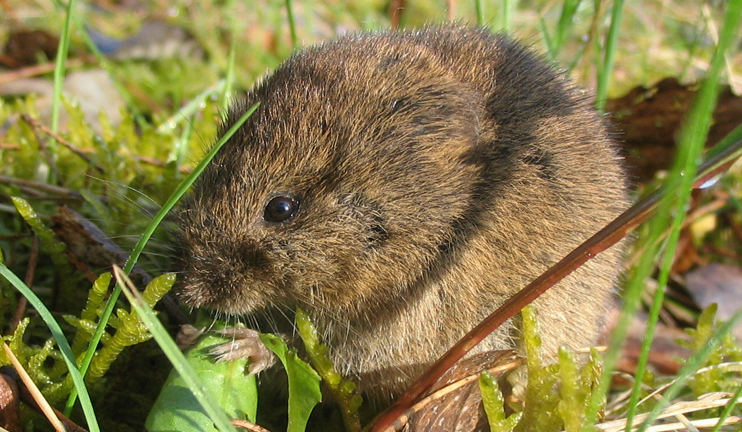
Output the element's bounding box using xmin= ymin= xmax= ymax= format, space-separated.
xmin=173 ymin=236 xmax=280 ymax=314
xmin=218 ymin=237 xmax=275 ymax=275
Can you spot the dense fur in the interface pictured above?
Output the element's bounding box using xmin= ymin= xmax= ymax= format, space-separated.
xmin=173 ymin=27 xmax=628 ymax=401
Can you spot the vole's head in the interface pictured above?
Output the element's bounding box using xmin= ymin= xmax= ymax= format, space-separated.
xmin=173 ymin=35 xmax=486 ymax=318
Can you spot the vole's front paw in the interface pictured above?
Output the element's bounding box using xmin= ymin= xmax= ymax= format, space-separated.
xmin=211 ymin=327 xmax=276 ymax=375
xmin=176 ymin=324 xmax=204 ymax=349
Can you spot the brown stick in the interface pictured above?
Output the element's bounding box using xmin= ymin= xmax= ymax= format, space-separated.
xmin=8 ymin=237 xmax=36 ymax=333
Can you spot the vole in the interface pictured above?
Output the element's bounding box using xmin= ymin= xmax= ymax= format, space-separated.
xmin=173 ymin=26 xmax=628 ymax=403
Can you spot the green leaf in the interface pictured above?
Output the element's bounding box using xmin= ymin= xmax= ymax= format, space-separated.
xmin=260 ymin=333 xmax=322 ymax=432
xmin=114 ymin=267 xmax=236 ymax=432
xmin=146 ymin=334 xmax=258 ymax=431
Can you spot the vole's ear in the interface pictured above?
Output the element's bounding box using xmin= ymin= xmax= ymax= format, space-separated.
xmin=422 ymin=91 xmax=490 ymax=168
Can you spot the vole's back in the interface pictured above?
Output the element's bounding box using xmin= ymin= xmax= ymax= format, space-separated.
xmin=305 ymin=27 xmax=627 ymax=397
xmin=175 ymin=27 xmax=628 ymax=404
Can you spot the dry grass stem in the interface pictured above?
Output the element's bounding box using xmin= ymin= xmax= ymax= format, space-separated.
xmin=2 ymin=343 xmax=66 ymax=432
xmin=598 ymin=392 xmax=741 ymax=432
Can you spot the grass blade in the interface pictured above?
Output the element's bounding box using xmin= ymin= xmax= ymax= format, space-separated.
xmin=66 ymin=104 xmax=260 ymax=411
xmin=595 ymin=0 xmax=625 ymax=111
xmin=114 ymin=266 xmax=237 ymax=432
xmin=285 ymin=0 xmax=298 ymax=49
xmin=0 ymin=264 xmax=99 ymax=432
xmin=591 ymin=0 xmax=742 ymax=427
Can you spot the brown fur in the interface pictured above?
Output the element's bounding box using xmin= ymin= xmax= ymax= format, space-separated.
xmin=173 ymin=26 xmax=628 ymax=403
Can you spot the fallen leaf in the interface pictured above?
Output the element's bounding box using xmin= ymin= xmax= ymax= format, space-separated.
xmin=0 ymin=30 xmax=58 ymax=68
xmin=685 ymin=263 xmax=742 ymax=340
xmin=400 ymin=351 xmax=520 ymax=432
xmin=606 ymin=78 xmax=742 ymax=181
xmin=0 ymin=372 xmax=21 ymax=432
xmin=604 ymin=302 xmax=693 ymax=379
xmin=50 ymin=206 xmax=151 ymax=284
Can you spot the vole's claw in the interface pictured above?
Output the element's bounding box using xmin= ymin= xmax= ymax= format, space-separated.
xmin=211 ymin=327 xmax=276 ymax=375
xmin=176 ymin=324 xmax=204 ymax=349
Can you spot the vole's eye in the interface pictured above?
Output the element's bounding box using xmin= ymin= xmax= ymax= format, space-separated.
xmin=264 ymin=195 xmax=300 ymax=223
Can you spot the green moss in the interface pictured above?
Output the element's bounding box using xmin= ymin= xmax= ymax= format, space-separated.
xmin=84 ymin=273 xmax=174 ymax=382
xmin=480 ymin=370 xmax=522 ymax=432
xmin=514 ymin=306 xmax=561 ymax=432
xmin=682 ymin=305 xmax=742 ymax=397
xmin=11 ymin=197 xmax=78 ymax=311
xmin=476 ymin=306 xmax=607 ymax=431
xmin=297 ymin=308 xmax=362 ymax=432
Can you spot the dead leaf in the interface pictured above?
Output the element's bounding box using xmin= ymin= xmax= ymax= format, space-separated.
xmin=0 ymin=30 xmax=58 ymax=69
xmin=0 ymin=371 xmax=22 ymax=432
xmin=604 ymin=302 xmax=692 ymax=379
xmin=398 ymin=351 xmax=520 ymax=432
xmin=685 ymin=263 xmax=742 ymax=340
xmin=606 ymin=78 xmax=742 ymax=182
xmin=50 ymin=206 xmax=151 ymax=284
